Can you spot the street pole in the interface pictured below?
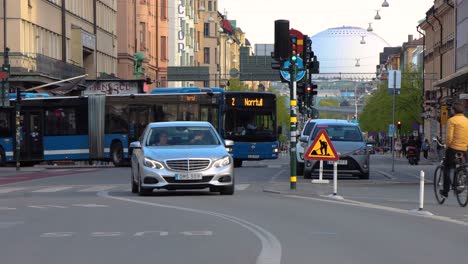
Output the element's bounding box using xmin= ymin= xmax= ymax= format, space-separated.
xmin=15 ymin=88 xmax=21 ymax=171
xmin=290 ymin=63 xmax=297 ymax=190
xmin=391 ymin=70 xmax=396 ymax=172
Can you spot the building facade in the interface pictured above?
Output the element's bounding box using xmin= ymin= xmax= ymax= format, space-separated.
xmin=419 ymin=0 xmax=457 ymax=140
xmin=116 ymin=0 xmax=168 ymax=89
xmin=1 ymin=0 xmax=117 ymax=92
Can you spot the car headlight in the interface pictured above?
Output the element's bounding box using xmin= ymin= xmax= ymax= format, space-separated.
xmin=352 ymin=146 xmax=367 ymax=155
xmin=144 ymin=157 xmax=164 ymax=169
xmin=213 ymin=155 xmax=231 ymax=168
xmin=274 ymin=148 xmax=279 ymax=153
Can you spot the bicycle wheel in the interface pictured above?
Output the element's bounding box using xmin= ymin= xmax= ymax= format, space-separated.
xmin=454 ymin=165 xmax=468 ymax=207
xmin=433 ymin=165 xmax=446 ymax=204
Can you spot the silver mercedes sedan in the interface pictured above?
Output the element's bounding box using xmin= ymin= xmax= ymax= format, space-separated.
xmin=130 ymin=121 xmax=235 ymax=196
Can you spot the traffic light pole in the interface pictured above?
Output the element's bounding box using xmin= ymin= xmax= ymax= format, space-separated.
xmin=391 ymin=70 xmax=396 ymax=173
xmin=290 ymin=63 xmax=297 ymax=190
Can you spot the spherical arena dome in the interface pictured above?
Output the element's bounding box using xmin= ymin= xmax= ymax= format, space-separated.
xmin=310 ymin=26 xmax=390 ymax=74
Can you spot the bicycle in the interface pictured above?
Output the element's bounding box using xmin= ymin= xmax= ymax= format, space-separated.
xmin=432 ymin=138 xmax=468 ymax=207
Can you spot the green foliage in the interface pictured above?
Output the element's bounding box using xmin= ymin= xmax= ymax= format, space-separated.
xmin=319 ymin=98 xmax=340 ymax=107
xmin=359 ymin=67 xmax=423 ymax=134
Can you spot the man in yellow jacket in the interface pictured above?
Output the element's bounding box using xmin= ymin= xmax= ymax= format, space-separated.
xmin=440 ymin=99 xmax=468 ymax=198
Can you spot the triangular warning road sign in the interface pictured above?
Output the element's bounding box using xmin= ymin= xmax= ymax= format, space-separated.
xmin=304 ymin=129 xmax=339 ymax=161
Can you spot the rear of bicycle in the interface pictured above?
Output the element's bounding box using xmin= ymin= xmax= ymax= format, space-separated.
xmin=433 ymin=151 xmax=468 ymax=207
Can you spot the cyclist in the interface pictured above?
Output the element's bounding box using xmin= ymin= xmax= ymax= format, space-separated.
xmin=440 ymin=99 xmax=468 ymax=198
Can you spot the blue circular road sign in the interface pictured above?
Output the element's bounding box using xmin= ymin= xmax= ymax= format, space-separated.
xmin=280 ymin=57 xmax=305 ymax=82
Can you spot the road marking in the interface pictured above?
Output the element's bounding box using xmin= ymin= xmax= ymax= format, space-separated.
xmin=99 ymin=191 xmax=282 ymax=264
xmin=267 ymin=165 xmax=282 ymax=169
xmin=78 ymin=185 xmax=117 ymax=192
xmin=235 ymin=184 xmax=250 ymax=191
xmin=32 ymin=186 xmax=73 ymax=193
xmin=72 ymin=204 xmax=109 ymax=208
xmin=0 ymin=187 xmax=27 ymax=193
xmin=284 ymin=194 xmax=468 ymax=227
xmin=28 ymin=205 xmax=68 ymax=209
xmin=0 ymin=207 xmax=17 ymax=210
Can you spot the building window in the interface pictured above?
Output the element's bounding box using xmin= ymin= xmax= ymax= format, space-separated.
xmin=204 ymin=23 xmax=210 ymax=37
xmin=161 ymin=0 xmax=167 ymax=19
xmin=161 ymin=36 xmax=167 ymax=60
xmin=140 ymin=22 xmax=146 ymax=51
xmin=208 ymin=1 xmax=212 ymax=11
xmin=204 ymin=48 xmax=210 ymax=64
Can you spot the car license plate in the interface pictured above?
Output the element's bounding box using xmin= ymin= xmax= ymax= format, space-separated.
xmin=175 ymin=173 xmax=203 ymax=180
xmin=248 ymin=155 xmax=259 ymax=158
xmin=328 ymin=160 xmax=347 ymax=165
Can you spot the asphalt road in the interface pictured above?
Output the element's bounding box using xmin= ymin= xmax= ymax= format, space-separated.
xmin=1 ymin=154 xmax=467 ymax=264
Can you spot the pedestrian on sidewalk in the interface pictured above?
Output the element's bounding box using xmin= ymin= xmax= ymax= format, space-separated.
xmin=421 ymin=138 xmax=430 ymax=159
xmin=394 ymin=137 xmax=402 ymax=158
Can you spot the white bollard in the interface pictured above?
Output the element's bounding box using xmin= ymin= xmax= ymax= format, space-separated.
xmin=419 ymin=170 xmax=424 ymax=211
xmin=409 ymin=170 xmax=433 ymax=216
xmin=328 ymin=161 xmax=343 ymax=200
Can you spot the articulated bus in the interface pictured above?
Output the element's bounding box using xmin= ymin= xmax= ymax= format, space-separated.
xmin=0 ymin=90 xmax=222 ymax=166
xmin=151 ymin=88 xmax=280 ymax=167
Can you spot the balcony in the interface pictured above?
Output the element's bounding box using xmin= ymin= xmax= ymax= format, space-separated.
xmin=1 ymin=52 xmax=85 ymax=81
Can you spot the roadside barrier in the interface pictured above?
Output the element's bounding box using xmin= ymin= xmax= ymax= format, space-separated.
xmin=409 ymin=170 xmax=433 ymax=216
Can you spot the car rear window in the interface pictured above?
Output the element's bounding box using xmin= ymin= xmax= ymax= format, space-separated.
xmin=311 ymin=124 xmax=363 ymax=142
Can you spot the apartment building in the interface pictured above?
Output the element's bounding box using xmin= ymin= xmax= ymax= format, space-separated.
xmin=116 ymin=0 xmax=168 ymax=89
xmin=419 ymin=0 xmax=456 ymax=139
xmin=0 ymin=0 xmax=117 ymax=91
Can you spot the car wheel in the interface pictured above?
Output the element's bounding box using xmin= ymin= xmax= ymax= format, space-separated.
xmin=138 ymin=174 xmax=152 ymax=196
xmin=131 ymin=168 xmax=138 ymax=193
xmin=0 ymin=147 xmax=6 ymax=167
xmin=234 ymin=159 xmax=242 ymax=168
xmin=111 ymin=142 xmax=124 ymax=167
xmin=220 ymin=184 xmax=234 ymax=195
xmin=359 ymin=172 xmax=370 ymax=180
xmin=297 ymin=162 xmax=304 ymax=176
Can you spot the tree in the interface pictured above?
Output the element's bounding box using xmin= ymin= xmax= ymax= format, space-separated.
xmin=359 ymin=66 xmax=423 ymax=135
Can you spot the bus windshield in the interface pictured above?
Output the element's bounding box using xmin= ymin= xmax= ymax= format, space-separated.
xmin=223 ymin=92 xmax=277 ymax=142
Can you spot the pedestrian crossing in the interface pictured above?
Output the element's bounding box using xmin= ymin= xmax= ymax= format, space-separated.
xmin=0 ymin=184 xmax=252 ymax=194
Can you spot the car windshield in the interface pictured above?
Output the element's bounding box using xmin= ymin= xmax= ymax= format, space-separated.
xmin=311 ymin=124 xmax=363 ymax=142
xmin=145 ymin=126 xmax=220 ymax=146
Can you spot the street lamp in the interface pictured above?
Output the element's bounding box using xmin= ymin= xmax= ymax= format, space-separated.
xmin=360 ymin=36 xmax=366 ymax=44
xmin=382 ymin=0 xmax=389 ymax=8
xmin=374 ymin=10 xmax=381 ymax=20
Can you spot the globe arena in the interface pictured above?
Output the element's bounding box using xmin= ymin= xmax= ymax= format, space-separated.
xmin=310 ymin=26 xmax=390 ymax=74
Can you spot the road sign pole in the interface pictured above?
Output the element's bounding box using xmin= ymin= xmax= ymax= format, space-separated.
xmin=290 ymin=63 xmax=297 ymax=190
xmin=391 ymin=70 xmax=396 ymax=173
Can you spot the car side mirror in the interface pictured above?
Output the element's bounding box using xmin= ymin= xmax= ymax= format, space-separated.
xmin=130 ymin=141 xmax=142 ymax=149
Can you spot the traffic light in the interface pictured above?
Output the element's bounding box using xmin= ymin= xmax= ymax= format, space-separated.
xmin=289 ymin=35 xmax=298 ymax=64
xmin=307 ymin=83 xmax=318 ymax=96
xmin=303 ymin=35 xmax=313 ymax=65
xmin=397 ymin=121 xmax=402 ymax=130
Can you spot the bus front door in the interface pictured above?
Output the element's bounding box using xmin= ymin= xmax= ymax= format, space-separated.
xmin=19 ymin=110 xmax=44 ymax=161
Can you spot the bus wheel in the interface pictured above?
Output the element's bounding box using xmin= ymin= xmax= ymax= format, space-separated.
xmin=234 ymin=159 xmax=242 ymax=168
xmin=111 ymin=142 xmax=124 ymax=167
xmin=0 ymin=148 xmax=5 ymax=167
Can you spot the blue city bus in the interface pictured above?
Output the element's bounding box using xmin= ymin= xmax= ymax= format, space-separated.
xmin=0 ymin=91 xmax=222 ymax=166
xmin=151 ymin=88 xmax=280 ymax=167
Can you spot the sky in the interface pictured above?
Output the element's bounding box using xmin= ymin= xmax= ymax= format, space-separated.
xmin=218 ymin=0 xmax=434 ymax=48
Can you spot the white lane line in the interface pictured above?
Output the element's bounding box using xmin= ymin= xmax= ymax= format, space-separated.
xmin=32 ymin=186 xmax=74 ymax=193
xmin=0 ymin=207 xmax=17 ymax=210
xmin=284 ymin=194 xmax=468 ymax=227
xmin=235 ymin=184 xmax=250 ymax=191
xmin=78 ymin=185 xmax=117 ymax=192
xmin=98 ymin=191 xmax=282 ymax=264
xmin=0 ymin=221 xmax=24 ymax=228
xmin=72 ymin=204 xmax=109 ymax=208
xmin=0 ymin=187 xmax=27 ymax=194
xmin=28 ymin=205 xmax=68 ymax=209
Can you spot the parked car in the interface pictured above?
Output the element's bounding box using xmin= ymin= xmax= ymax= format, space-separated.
xmin=295 ymin=119 xmax=317 ymax=175
xmin=130 ymin=121 xmax=235 ymax=195
xmin=301 ymin=119 xmax=370 ymax=179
